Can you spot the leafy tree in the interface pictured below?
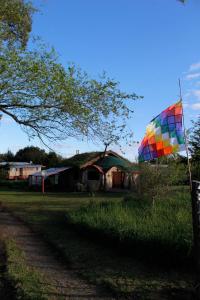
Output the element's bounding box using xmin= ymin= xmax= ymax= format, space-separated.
xmin=0 ymin=0 xmax=34 ymax=48
xmin=0 ymin=150 xmax=15 ymax=161
xmin=188 ymin=117 xmax=200 ymax=179
xmin=0 ymin=44 xmax=139 ymax=145
xmin=14 ymin=146 xmax=63 ymax=167
xmin=15 ymin=146 xmax=46 ymax=164
xmin=139 ymin=161 xmax=187 ymax=204
xmin=45 ymin=151 xmax=63 ymax=168
xmin=189 ymin=117 xmax=200 ymax=162
xmin=0 ymin=1 xmax=140 ymax=147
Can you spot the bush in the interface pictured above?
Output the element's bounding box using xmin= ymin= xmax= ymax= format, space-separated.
xmin=139 ymin=162 xmax=187 ymax=202
xmin=0 ymin=180 xmax=28 ymax=190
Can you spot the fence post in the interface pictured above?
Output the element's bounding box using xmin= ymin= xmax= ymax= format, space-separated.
xmin=191 ymin=181 xmax=200 ymax=297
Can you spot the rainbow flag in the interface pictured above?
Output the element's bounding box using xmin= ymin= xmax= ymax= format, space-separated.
xmin=138 ymin=101 xmax=185 ymax=162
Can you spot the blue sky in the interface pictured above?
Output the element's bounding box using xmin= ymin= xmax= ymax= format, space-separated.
xmin=1 ymin=0 xmax=200 ymax=161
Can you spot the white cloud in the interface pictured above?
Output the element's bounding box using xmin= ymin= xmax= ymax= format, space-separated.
xmin=191 ymin=103 xmax=200 ymax=110
xmin=185 ymin=72 xmax=200 ymax=80
xmin=189 ymin=61 xmax=200 ymax=72
xmin=192 ymin=89 xmax=200 ymax=100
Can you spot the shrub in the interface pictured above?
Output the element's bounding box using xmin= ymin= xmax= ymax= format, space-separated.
xmin=139 ymin=162 xmax=187 ymax=203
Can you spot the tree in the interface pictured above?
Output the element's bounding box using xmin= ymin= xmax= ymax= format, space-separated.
xmin=139 ymin=161 xmax=187 ymax=204
xmin=44 ymin=152 xmax=63 ymax=168
xmin=0 ymin=150 xmax=14 ymax=161
xmin=188 ymin=117 xmax=200 ymax=180
xmin=0 ymin=0 xmax=34 ymax=48
xmin=0 ymin=1 xmax=140 ymax=147
xmin=189 ymin=117 xmax=200 ymax=162
xmin=15 ymin=146 xmax=47 ymax=164
xmin=0 ymin=44 xmax=140 ymax=146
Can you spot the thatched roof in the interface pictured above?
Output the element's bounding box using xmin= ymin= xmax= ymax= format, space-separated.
xmin=61 ymin=150 xmax=138 ymax=172
xmin=61 ymin=152 xmax=103 ymax=168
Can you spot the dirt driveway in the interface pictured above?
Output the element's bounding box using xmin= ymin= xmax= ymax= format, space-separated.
xmin=0 ymin=208 xmax=116 ymax=300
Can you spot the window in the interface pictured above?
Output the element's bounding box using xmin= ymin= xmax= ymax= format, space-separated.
xmin=87 ymin=170 xmax=100 ymax=180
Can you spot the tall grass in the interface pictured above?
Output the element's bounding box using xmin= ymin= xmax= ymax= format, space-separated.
xmin=67 ymin=189 xmax=193 ymax=264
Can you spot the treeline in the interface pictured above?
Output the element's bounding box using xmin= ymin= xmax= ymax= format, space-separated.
xmin=0 ymin=147 xmax=64 ymax=168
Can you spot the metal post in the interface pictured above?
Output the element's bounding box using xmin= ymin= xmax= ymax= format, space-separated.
xmin=191 ymin=181 xmax=200 ymax=297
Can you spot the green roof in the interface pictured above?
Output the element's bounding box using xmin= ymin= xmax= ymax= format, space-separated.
xmin=61 ymin=152 xmax=102 ymax=167
xmin=96 ymin=156 xmax=138 ymax=172
xmin=60 ymin=151 xmax=139 ymax=172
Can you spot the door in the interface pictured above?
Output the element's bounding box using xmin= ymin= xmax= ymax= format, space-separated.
xmin=112 ymin=172 xmax=123 ymax=188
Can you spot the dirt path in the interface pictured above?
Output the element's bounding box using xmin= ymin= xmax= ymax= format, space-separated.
xmin=0 ymin=209 xmax=116 ymax=300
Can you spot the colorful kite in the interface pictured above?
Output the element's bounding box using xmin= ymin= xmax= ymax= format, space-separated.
xmin=138 ymin=101 xmax=185 ymax=162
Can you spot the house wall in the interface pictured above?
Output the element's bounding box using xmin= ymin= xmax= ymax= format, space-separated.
xmin=8 ymin=166 xmax=41 ymax=180
xmin=82 ymin=168 xmax=102 ymax=192
xmin=82 ymin=166 xmax=139 ymax=192
xmin=30 ymin=168 xmax=80 ymax=191
xmin=105 ymin=167 xmax=139 ymax=191
xmin=105 ymin=167 xmax=123 ymax=190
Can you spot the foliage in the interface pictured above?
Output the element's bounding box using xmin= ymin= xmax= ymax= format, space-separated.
xmin=0 ymin=0 xmax=35 ymax=48
xmin=5 ymin=239 xmax=52 ymax=300
xmin=191 ymin=161 xmax=200 ymax=181
xmin=139 ymin=161 xmax=187 ymax=202
xmin=189 ymin=116 xmax=200 ymax=162
xmin=0 ymin=179 xmax=28 ymax=190
xmin=0 ymin=146 xmax=63 ymax=167
xmin=15 ymin=146 xmax=47 ymax=164
xmin=0 ymin=43 xmax=140 ymax=145
xmin=0 ymin=0 xmax=140 ymax=146
xmin=0 ymin=150 xmax=15 ymax=162
xmin=188 ymin=116 xmax=200 ymax=180
xmin=45 ymin=151 xmax=63 ymax=167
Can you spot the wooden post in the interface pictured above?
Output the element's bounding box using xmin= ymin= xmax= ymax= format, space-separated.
xmin=41 ymin=171 xmax=45 ymax=194
xmin=191 ymin=181 xmax=200 ymax=298
xmin=42 ymin=176 xmax=45 ymax=194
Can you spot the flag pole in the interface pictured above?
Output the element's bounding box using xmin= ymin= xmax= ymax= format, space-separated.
xmin=178 ymin=78 xmax=192 ymax=191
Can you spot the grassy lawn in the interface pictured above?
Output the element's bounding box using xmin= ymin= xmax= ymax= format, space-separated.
xmin=0 ymin=189 xmax=195 ymax=299
xmin=67 ymin=188 xmax=193 ymax=265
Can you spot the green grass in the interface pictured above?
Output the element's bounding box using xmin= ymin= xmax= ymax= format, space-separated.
xmin=67 ymin=189 xmax=193 ymax=264
xmin=0 ymin=189 xmax=195 ymax=299
xmin=4 ymin=239 xmax=54 ymax=300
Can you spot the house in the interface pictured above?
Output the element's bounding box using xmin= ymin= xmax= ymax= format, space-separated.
xmin=79 ymin=151 xmax=139 ymax=191
xmin=29 ymin=151 xmax=139 ymax=192
xmin=29 ymin=167 xmax=80 ymax=191
xmin=0 ymin=162 xmax=42 ymax=180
